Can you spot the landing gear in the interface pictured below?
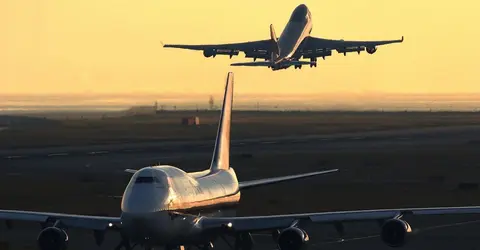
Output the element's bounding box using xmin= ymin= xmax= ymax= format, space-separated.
xmin=234 ymin=233 xmax=254 ymax=250
xmin=165 ymin=245 xmax=187 ymax=250
xmin=114 ymin=233 xmax=132 ymax=250
xmin=217 ymin=233 xmax=253 ymax=250
xmin=294 ymin=65 xmax=302 ymax=69
xmin=310 ymin=58 xmax=317 ymax=68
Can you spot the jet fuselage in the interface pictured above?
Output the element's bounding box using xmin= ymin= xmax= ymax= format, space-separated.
xmin=120 ymin=166 xmax=241 ymax=246
xmin=271 ymin=4 xmax=313 ymax=70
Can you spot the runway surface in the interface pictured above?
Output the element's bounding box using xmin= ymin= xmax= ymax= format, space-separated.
xmin=2 ymin=125 xmax=480 ymax=249
xmin=2 ymin=215 xmax=480 ymax=250
xmin=2 ymin=125 xmax=480 ymax=160
xmin=2 ymin=125 xmax=480 ymax=175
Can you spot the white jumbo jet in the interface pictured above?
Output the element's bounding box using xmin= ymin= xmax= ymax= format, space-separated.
xmin=163 ymin=4 xmax=404 ymax=70
xmin=2 ymin=73 xmax=480 ymax=250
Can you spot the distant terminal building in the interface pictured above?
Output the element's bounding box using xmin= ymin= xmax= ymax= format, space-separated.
xmin=181 ymin=116 xmax=200 ymax=126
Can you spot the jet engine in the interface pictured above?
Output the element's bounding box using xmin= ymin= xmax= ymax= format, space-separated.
xmin=277 ymin=227 xmax=309 ymax=250
xmin=380 ymin=219 xmax=412 ymax=248
xmin=366 ymin=46 xmax=377 ymax=54
xmin=37 ymin=227 xmax=69 ymax=250
xmin=203 ymin=49 xmax=216 ymax=58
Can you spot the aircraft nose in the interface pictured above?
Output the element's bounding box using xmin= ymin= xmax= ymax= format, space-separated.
xmin=121 ymin=176 xmax=171 ymax=213
xmin=297 ymin=4 xmax=307 ymax=9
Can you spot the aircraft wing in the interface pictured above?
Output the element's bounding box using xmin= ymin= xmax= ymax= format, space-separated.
xmin=201 ymin=206 xmax=480 ymax=233
xmin=163 ymin=39 xmax=272 ymax=50
xmin=304 ymin=36 xmax=404 ymax=49
xmin=238 ymin=169 xmax=338 ymax=190
xmin=163 ymin=39 xmax=273 ymax=59
xmin=0 ymin=209 xmax=121 ymax=230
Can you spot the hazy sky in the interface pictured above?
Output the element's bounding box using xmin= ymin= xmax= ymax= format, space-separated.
xmin=2 ymin=0 xmax=479 ymax=96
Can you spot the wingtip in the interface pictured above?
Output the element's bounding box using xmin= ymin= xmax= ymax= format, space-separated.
xmin=401 ymin=36 xmax=404 ymax=42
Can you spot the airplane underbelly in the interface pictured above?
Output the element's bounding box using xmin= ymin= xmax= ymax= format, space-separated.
xmin=278 ymin=21 xmax=312 ymax=60
xmin=122 ymin=211 xmax=205 ymax=246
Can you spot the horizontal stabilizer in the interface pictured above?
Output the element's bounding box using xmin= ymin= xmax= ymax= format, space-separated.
xmin=231 ymin=60 xmax=313 ymax=67
xmin=231 ymin=61 xmax=272 ymax=67
xmin=238 ymin=169 xmax=338 ymax=190
xmin=125 ymin=169 xmax=137 ymax=174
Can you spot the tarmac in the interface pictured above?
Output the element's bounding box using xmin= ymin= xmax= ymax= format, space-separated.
xmin=2 ymin=125 xmax=480 ymax=161
xmin=2 ymin=125 xmax=480 ymax=249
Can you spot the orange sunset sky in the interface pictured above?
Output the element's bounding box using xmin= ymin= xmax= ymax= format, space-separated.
xmin=2 ymin=0 xmax=479 ymax=98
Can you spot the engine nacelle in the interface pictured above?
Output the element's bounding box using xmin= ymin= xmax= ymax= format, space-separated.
xmin=37 ymin=227 xmax=68 ymax=250
xmin=203 ymin=49 xmax=216 ymax=58
xmin=277 ymin=227 xmax=309 ymax=250
xmin=380 ymin=219 xmax=412 ymax=248
xmin=366 ymin=46 xmax=377 ymax=54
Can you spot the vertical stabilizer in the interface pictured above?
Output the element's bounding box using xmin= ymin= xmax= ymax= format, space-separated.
xmin=269 ymin=24 xmax=280 ymax=61
xmin=209 ymin=72 xmax=234 ymax=172
xmin=270 ymin=24 xmax=278 ymax=43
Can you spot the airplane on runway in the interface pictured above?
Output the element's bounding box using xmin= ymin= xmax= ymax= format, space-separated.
xmin=163 ymin=4 xmax=404 ymax=70
xmin=3 ymin=72 xmax=480 ymax=250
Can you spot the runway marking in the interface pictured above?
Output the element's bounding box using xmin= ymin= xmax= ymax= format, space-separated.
xmin=350 ymin=137 xmax=366 ymax=140
xmin=4 ymin=155 xmax=24 ymax=159
xmin=47 ymin=153 xmax=69 ymax=157
xmin=293 ymin=139 xmax=308 ymax=143
xmin=261 ymin=141 xmax=277 ymax=144
xmin=88 ymin=151 xmax=109 ymax=155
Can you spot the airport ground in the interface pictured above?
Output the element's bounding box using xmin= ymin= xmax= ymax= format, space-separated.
xmin=2 ymin=112 xmax=480 ymax=249
xmin=2 ymin=111 xmax=480 ymax=149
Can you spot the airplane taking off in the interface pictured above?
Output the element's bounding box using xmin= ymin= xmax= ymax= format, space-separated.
xmin=3 ymin=73 xmax=480 ymax=250
xmin=163 ymin=4 xmax=404 ymax=70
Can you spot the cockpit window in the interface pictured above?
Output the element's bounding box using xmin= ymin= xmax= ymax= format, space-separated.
xmin=291 ymin=5 xmax=307 ymax=22
xmin=135 ymin=176 xmax=160 ymax=183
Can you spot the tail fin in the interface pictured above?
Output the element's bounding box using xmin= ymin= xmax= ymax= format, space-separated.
xmin=209 ymin=72 xmax=234 ymax=172
xmin=270 ymin=24 xmax=278 ymax=44
xmin=269 ymin=24 xmax=280 ymax=61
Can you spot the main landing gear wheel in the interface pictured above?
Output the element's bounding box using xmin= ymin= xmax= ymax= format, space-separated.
xmin=166 ymin=245 xmax=188 ymax=250
xmin=202 ymin=242 xmax=214 ymax=250
xmin=114 ymin=233 xmax=132 ymax=250
xmin=235 ymin=233 xmax=254 ymax=250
